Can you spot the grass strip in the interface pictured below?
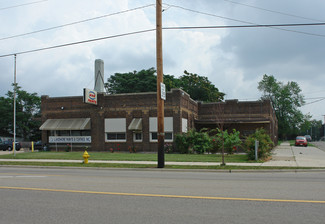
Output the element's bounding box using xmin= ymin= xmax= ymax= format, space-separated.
xmin=0 ymin=152 xmax=252 ymax=163
xmin=0 ymin=161 xmax=322 ymax=170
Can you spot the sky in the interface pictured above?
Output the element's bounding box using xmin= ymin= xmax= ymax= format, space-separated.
xmin=0 ymin=0 xmax=325 ymax=122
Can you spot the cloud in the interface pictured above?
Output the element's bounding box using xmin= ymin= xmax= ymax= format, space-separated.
xmin=0 ymin=0 xmax=325 ymax=120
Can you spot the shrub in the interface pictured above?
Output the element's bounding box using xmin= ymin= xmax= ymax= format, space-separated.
xmin=188 ymin=130 xmax=211 ymax=154
xmin=209 ymin=129 xmax=241 ymax=154
xmin=174 ymin=133 xmax=190 ymax=154
xmin=244 ymin=128 xmax=274 ymax=160
xmin=174 ymin=129 xmax=212 ymax=154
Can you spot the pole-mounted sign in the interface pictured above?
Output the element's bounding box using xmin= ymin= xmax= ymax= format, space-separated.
xmin=160 ymin=82 xmax=166 ymax=100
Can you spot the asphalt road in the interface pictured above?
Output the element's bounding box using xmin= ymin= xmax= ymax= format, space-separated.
xmin=1 ymin=167 xmax=325 ymax=224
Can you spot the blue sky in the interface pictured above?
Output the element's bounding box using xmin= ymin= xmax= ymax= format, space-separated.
xmin=1 ymin=0 xmax=325 ymax=121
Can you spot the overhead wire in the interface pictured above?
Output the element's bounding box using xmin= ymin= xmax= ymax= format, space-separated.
xmin=164 ymin=3 xmax=325 ymax=38
xmin=0 ymin=28 xmax=156 ymax=58
xmin=303 ymin=98 xmax=325 ymax=105
xmin=0 ymin=0 xmax=48 ymax=11
xmin=0 ymin=4 xmax=155 ymax=41
xmin=1 ymin=22 xmax=325 ymax=58
xmin=224 ymin=0 xmax=325 ymax=23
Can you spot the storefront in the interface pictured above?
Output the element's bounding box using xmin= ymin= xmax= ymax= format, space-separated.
xmin=40 ymin=89 xmax=277 ymax=151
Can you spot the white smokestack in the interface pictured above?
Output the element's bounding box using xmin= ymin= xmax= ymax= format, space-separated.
xmin=94 ymin=59 xmax=104 ymax=92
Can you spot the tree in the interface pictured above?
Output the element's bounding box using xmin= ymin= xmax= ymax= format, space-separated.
xmin=299 ymin=114 xmax=322 ymax=140
xmin=105 ymin=68 xmax=225 ymax=102
xmin=258 ymin=74 xmax=305 ymax=140
xmin=0 ymin=84 xmax=41 ymax=140
xmin=105 ymin=68 xmax=157 ymax=94
xmin=179 ymin=71 xmax=224 ymax=102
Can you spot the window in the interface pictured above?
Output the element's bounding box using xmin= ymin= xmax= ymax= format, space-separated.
xmin=149 ymin=117 xmax=173 ymax=142
xmin=150 ymin=132 xmax=173 ymax=141
xmin=133 ymin=132 xmax=142 ymax=142
xmin=105 ymin=118 xmax=126 ymax=142
xmin=107 ymin=133 xmax=126 ymax=140
xmin=182 ymin=118 xmax=188 ymax=133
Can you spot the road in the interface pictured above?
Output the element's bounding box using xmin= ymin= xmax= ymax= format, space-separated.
xmin=0 ymin=167 xmax=325 ymax=224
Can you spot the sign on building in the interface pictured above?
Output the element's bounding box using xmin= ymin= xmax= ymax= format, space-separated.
xmin=83 ymin=88 xmax=97 ymax=105
xmin=49 ymin=136 xmax=92 ymax=143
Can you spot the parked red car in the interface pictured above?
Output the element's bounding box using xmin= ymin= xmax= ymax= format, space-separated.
xmin=295 ymin=136 xmax=308 ymax=147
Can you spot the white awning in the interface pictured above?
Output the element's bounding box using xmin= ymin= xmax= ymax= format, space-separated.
xmin=128 ymin=118 xmax=142 ymax=131
xmin=40 ymin=118 xmax=91 ymax=130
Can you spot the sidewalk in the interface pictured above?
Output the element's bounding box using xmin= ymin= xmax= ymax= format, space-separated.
xmin=1 ymin=142 xmax=325 ymax=168
xmin=262 ymin=142 xmax=325 ymax=167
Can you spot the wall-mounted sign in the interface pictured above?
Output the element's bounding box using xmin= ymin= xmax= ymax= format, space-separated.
xmin=83 ymin=88 xmax=97 ymax=105
xmin=49 ymin=136 xmax=91 ymax=143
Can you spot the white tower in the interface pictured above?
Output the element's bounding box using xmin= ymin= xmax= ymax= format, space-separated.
xmin=94 ymin=59 xmax=104 ymax=92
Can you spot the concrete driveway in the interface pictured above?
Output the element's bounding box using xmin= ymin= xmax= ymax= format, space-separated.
xmin=264 ymin=142 xmax=325 ymax=167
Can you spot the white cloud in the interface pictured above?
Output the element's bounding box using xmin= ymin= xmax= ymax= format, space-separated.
xmin=0 ymin=0 xmax=325 ymax=121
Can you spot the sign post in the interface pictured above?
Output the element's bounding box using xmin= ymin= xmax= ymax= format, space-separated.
xmin=255 ymin=140 xmax=259 ymax=161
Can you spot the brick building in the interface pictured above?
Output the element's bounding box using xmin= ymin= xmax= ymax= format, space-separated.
xmin=40 ymin=88 xmax=277 ymax=152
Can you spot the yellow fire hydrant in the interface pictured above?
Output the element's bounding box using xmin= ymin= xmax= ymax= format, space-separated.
xmin=83 ymin=150 xmax=90 ymax=164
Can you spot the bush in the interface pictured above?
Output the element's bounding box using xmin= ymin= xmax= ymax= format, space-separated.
xmin=174 ymin=133 xmax=190 ymax=154
xmin=174 ymin=129 xmax=211 ymax=154
xmin=188 ymin=130 xmax=211 ymax=154
xmin=244 ymin=128 xmax=274 ymax=160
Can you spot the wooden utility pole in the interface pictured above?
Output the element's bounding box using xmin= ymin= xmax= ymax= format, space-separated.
xmin=156 ymin=0 xmax=164 ymax=168
xmin=13 ymin=54 xmax=17 ymax=157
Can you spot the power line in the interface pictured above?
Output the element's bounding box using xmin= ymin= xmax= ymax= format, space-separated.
xmin=1 ymin=22 xmax=325 ymax=58
xmin=0 ymin=29 xmax=156 ymax=58
xmin=303 ymin=98 xmax=325 ymax=105
xmin=164 ymin=23 xmax=325 ymax=38
xmin=164 ymin=3 xmax=325 ymax=38
xmin=0 ymin=4 xmax=155 ymax=41
xmin=224 ymin=0 xmax=325 ymax=23
xmin=164 ymin=22 xmax=325 ymax=30
xmin=0 ymin=0 xmax=48 ymax=11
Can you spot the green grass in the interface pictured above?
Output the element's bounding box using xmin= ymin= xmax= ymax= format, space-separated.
xmin=0 ymin=151 xmax=250 ymax=163
xmin=0 ymin=161 xmax=321 ymax=170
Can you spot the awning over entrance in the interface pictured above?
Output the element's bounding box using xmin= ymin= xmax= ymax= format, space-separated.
xmin=40 ymin=118 xmax=91 ymax=130
xmin=128 ymin=118 xmax=142 ymax=131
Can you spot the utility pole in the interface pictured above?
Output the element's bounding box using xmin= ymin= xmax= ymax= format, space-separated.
xmin=156 ymin=0 xmax=164 ymax=168
xmin=323 ymin=115 xmax=325 ymax=140
xmin=13 ymin=54 xmax=17 ymax=157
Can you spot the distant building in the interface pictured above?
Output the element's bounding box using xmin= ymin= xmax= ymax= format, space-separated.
xmin=40 ymin=88 xmax=277 ymax=151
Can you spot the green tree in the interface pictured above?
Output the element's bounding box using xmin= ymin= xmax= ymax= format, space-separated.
xmin=299 ymin=114 xmax=322 ymax=140
xmin=105 ymin=68 xmax=157 ymax=94
xmin=179 ymin=70 xmax=225 ymax=102
xmin=258 ymin=74 xmax=305 ymax=140
xmin=0 ymin=84 xmax=41 ymax=140
xmin=105 ymin=68 xmax=225 ymax=102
